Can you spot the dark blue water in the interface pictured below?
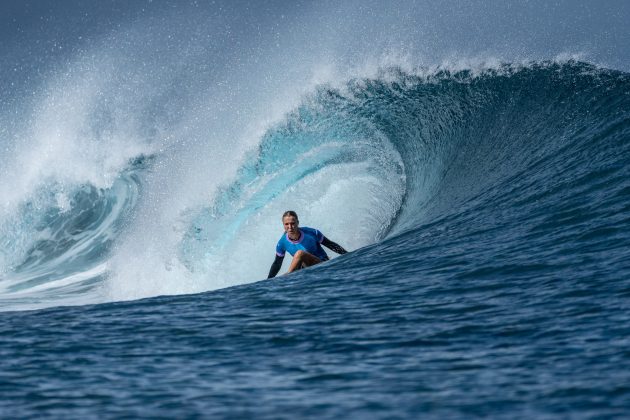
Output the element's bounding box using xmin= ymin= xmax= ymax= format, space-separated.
xmin=2 ymin=60 xmax=629 ymax=419
xmin=2 ymin=1 xmax=630 ymax=418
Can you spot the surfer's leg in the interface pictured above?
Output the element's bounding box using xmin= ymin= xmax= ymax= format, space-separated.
xmin=287 ymin=250 xmax=322 ymax=273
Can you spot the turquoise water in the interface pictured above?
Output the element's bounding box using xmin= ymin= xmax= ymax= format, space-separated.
xmin=1 ymin=1 xmax=630 ymax=418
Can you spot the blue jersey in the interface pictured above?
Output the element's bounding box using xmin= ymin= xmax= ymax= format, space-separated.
xmin=275 ymin=227 xmax=329 ymax=261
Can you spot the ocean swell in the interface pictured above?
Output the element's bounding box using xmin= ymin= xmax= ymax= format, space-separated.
xmin=1 ymin=60 xmax=629 ymax=311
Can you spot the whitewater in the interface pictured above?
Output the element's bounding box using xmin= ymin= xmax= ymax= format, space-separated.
xmin=1 ymin=1 xmax=630 ymax=418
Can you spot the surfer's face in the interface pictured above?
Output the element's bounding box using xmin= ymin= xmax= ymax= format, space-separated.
xmin=283 ymin=216 xmax=299 ymax=237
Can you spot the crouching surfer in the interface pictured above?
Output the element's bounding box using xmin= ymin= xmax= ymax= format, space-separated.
xmin=267 ymin=210 xmax=347 ymax=278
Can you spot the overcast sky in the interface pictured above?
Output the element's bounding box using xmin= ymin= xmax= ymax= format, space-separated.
xmin=1 ymin=0 xmax=629 ymax=106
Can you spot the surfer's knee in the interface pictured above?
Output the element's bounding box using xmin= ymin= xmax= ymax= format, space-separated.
xmin=294 ymin=250 xmax=306 ymax=259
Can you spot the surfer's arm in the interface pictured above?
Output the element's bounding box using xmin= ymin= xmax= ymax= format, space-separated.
xmin=268 ymin=255 xmax=284 ymax=278
xmin=322 ymin=236 xmax=347 ymax=255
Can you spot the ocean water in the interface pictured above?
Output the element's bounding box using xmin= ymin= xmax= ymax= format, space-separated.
xmin=1 ymin=1 xmax=630 ymax=418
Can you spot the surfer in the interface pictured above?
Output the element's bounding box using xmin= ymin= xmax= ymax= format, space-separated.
xmin=267 ymin=210 xmax=347 ymax=278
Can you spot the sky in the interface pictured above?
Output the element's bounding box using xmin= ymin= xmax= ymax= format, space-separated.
xmin=1 ymin=0 xmax=629 ymax=139
xmin=2 ymin=0 xmax=629 ymax=70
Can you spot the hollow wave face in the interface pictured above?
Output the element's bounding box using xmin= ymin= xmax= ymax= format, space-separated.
xmin=1 ymin=57 xmax=629 ymax=311
xmin=179 ymin=86 xmax=406 ymax=284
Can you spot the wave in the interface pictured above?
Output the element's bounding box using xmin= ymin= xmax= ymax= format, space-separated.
xmin=1 ymin=59 xmax=629 ymax=311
